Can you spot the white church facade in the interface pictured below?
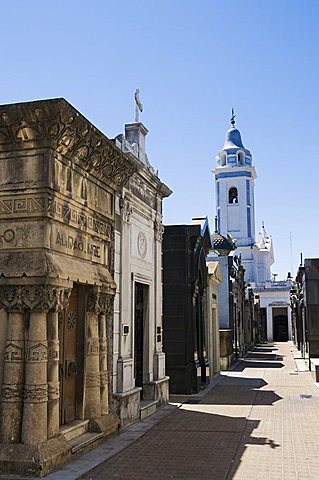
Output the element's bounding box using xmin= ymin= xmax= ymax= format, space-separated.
xmin=214 ymin=112 xmax=292 ymax=342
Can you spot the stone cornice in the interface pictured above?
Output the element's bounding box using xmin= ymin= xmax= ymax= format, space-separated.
xmin=0 ymin=98 xmax=138 ymax=190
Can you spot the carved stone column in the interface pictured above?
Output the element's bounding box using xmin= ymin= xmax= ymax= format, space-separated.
xmin=47 ymin=311 xmax=60 ymax=438
xmin=47 ymin=287 xmax=71 ymax=439
xmin=0 ymin=308 xmax=24 ymax=443
xmin=99 ymin=294 xmax=113 ymax=415
xmin=85 ymin=292 xmax=102 ymax=419
xmin=99 ymin=312 xmax=108 ymax=415
xmin=21 ymin=309 xmax=48 ymax=445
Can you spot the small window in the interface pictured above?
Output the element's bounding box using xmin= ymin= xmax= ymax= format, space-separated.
xmin=220 ymin=152 xmax=226 ymax=166
xmin=229 ymin=187 xmax=238 ymax=204
xmin=238 ymin=151 xmax=244 ymax=164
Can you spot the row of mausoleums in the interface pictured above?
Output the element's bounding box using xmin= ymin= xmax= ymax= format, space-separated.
xmin=0 ymin=99 xmax=263 ymax=476
xmin=290 ymin=258 xmax=319 ymax=379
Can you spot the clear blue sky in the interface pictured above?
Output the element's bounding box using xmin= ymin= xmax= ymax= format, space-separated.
xmin=1 ymin=0 xmax=318 ymax=278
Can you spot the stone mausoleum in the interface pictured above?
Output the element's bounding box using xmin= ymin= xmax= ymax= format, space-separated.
xmin=0 ymin=98 xmax=138 ymax=476
xmin=112 ymin=113 xmax=172 ymax=426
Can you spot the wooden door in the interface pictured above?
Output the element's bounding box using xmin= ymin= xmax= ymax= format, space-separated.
xmin=59 ymin=286 xmax=79 ymax=425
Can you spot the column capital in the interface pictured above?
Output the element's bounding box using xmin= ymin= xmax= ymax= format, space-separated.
xmin=119 ymin=196 xmax=133 ymax=224
xmin=87 ymin=291 xmax=114 ymax=316
xmin=154 ymin=216 xmax=164 ymax=242
xmin=0 ymin=285 xmax=71 ymax=313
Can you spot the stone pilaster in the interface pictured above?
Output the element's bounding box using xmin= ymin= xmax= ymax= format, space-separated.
xmin=99 ymin=313 xmax=108 ymax=415
xmin=0 ymin=311 xmax=24 ymax=443
xmin=47 ymin=288 xmax=71 ymax=439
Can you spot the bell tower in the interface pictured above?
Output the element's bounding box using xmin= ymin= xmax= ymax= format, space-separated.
xmin=214 ymin=110 xmax=258 ymax=282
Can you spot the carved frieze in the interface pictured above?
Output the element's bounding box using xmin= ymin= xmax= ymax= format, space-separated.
xmin=0 ymin=99 xmax=137 ymax=190
xmin=128 ymin=175 xmax=156 ymax=209
xmin=0 ymin=285 xmax=71 ymax=312
xmin=49 ymin=198 xmax=113 ymax=240
xmin=0 ymin=195 xmax=46 ymax=218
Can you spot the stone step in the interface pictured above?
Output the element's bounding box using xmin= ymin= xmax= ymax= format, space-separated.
xmin=140 ymin=400 xmax=157 ymax=420
xmin=60 ymin=419 xmax=89 ymax=442
xmin=69 ymin=431 xmax=104 ymax=454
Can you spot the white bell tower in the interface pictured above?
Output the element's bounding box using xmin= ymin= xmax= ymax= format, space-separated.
xmin=214 ymin=111 xmax=258 ymax=283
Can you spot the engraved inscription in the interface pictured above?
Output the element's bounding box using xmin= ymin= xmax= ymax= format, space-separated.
xmin=52 ymin=225 xmax=105 ymax=264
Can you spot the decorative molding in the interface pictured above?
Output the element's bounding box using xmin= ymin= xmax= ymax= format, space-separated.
xmin=154 ymin=219 xmax=164 ymax=242
xmin=26 ymin=341 xmax=48 ymax=362
xmin=87 ymin=291 xmax=114 ymax=316
xmin=48 ymin=340 xmax=59 ymax=361
xmin=23 ymin=384 xmax=48 ymax=403
xmin=119 ymin=197 xmax=133 ymax=223
xmin=87 ymin=338 xmax=99 ymax=356
xmin=0 ymin=99 xmax=137 ymax=189
xmin=86 ymin=373 xmax=101 ymax=388
xmin=1 ymin=384 xmax=23 ymax=402
xmin=128 ymin=175 xmax=157 ymax=209
xmin=100 ymin=370 xmax=108 ymax=386
xmin=137 ymin=231 xmax=147 ymax=258
xmin=4 ymin=341 xmax=24 ymax=362
xmin=0 ymin=285 xmax=71 ymax=312
xmin=99 ymin=338 xmax=107 ymax=354
xmin=48 ymin=381 xmax=60 ymax=400
xmin=67 ymin=311 xmax=77 ymax=330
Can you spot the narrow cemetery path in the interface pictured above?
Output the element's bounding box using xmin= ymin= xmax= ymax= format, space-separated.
xmin=80 ymin=342 xmax=319 ymax=480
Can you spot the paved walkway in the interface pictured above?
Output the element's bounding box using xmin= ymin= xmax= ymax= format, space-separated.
xmin=76 ymin=342 xmax=319 ymax=480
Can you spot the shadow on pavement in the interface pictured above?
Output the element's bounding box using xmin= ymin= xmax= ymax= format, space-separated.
xmin=79 ymin=407 xmax=280 ymax=480
xmin=204 ymin=375 xmax=282 ymax=406
xmin=234 ymin=360 xmax=284 ymax=370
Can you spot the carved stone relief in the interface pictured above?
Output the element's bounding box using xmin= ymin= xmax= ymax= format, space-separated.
xmin=0 ymin=99 xmax=137 ymax=190
xmin=137 ymin=231 xmax=147 ymax=258
xmin=0 ymin=285 xmax=71 ymax=312
xmin=87 ymin=291 xmax=114 ymax=316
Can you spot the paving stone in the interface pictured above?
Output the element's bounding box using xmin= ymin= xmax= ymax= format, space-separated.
xmin=42 ymin=342 xmax=319 ymax=480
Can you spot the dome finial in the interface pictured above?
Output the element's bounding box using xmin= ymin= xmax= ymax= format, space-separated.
xmin=230 ymin=108 xmax=236 ymax=127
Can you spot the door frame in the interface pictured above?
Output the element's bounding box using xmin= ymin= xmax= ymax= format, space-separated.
xmin=131 ymin=273 xmax=152 ymax=391
xmin=59 ymin=283 xmax=86 ymax=426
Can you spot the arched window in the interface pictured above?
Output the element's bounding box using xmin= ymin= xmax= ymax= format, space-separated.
xmin=229 ymin=187 xmax=238 ymax=204
xmin=220 ymin=152 xmax=226 ymax=166
xmin=237 ymin=151 xmax=244 ymax=164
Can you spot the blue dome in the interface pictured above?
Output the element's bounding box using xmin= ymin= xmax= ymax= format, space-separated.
xmin=223 ymin=127 xmax=244 ymax=150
